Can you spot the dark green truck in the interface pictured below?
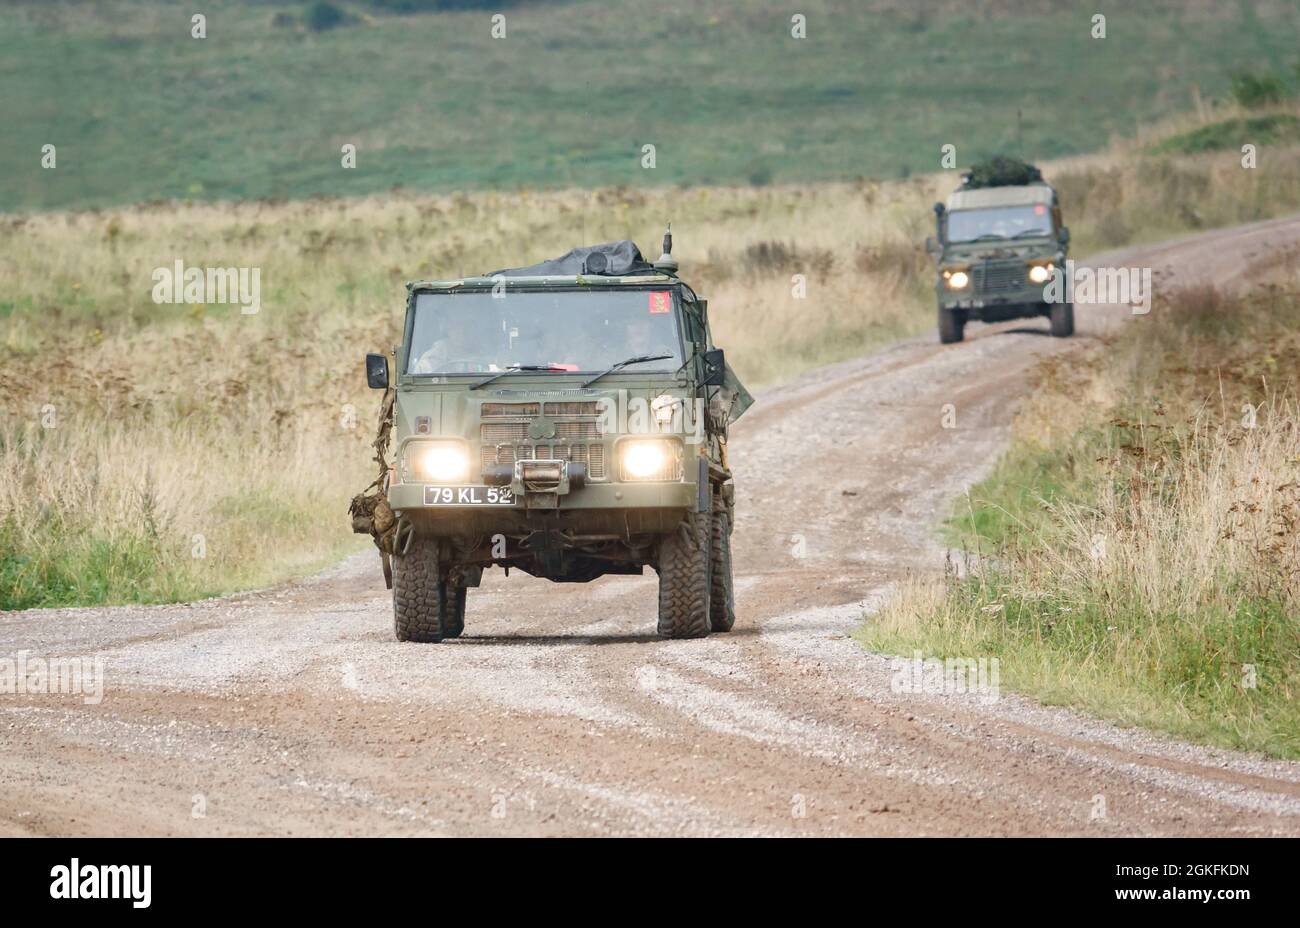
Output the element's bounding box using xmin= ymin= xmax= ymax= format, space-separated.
xmin=358 ymin=237 xmax=751 ymax=643
xmin=927 ymin=176 xmax=1074 ymax=343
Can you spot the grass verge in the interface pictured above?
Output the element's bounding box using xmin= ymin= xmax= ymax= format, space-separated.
xmin=858 ymin=281 xmax=1300 ymax=758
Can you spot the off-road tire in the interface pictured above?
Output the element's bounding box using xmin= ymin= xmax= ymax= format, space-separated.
xmin=656 ymin=511 xmax=713 ymax=639
xmin=392 ymin=534 xmax=448 ymax=643
xmin=442 ymin=584 xmax=467 ymax=638
xmin=709 ymin=495 xmax=735 ymax=633
xmin=938 ymin=307 xmax=964 ymax=344
xmin=1049 ymin=301 xmax=1074 ymax=337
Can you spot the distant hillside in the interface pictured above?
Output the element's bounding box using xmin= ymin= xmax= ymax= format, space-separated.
xmin=4 ymin=0 xmax=1300 ymax=211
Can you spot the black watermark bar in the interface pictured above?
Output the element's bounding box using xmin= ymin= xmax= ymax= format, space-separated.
xmin=0 ymin=838 xmax=1290 ymax=915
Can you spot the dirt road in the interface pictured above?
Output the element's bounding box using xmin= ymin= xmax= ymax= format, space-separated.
xmin=5 ymin=216 xmax=1300 ymax=836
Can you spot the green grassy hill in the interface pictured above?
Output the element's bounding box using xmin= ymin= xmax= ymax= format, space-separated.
xmin=3 ymin=0 xmax=1300 ymax=212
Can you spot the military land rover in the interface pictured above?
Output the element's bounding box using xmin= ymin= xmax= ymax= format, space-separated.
xmin=355 ymin=235 xmax=752 ymax=642
xmin=927 ymin=159 xmax=1073 ymax=343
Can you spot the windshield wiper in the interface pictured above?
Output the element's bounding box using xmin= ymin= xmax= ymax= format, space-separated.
xmin=580 ymin=354 xmax=673 ymax=389
xmin=1011 ymin=229 xmax=1051 ymax=238
xmin=470 ymin=364 xmax=566 ymax=390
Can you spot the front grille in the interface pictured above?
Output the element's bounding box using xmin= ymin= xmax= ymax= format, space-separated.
xmin=479 ymin=421 xmax=601 ymax=442
xmin=479 ymin=398 xmax=607 ymax=480
xmin=479 ymin=398 xmax=606 ymax=480
xmin=974 ymin=260 xmax=1026 ymax=292
xmin=481 ymin=422 xmax=527 ymax=443
xmin=545 ymin=401 xmax=600 ymax=417
xmin=481 ymin=443 xmax=606 ymax=479
xmin=556 ymin=421 xmax=600 ymax=440
xmin=482 ymin=402 xmax=540 ymax=417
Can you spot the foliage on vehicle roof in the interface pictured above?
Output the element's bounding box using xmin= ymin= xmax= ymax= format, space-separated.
xmin=960 ymin=156 xmax=1044 ymax=189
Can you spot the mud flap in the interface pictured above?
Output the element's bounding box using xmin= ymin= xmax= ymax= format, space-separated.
xmin=450 ymin=565 xmax=483 ymax=588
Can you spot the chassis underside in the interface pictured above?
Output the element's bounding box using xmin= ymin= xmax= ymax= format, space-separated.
xmin=393 ymin=507 xmax=688 ymax=584
xmin=943 ymin=299 xmax=1050 ymax=323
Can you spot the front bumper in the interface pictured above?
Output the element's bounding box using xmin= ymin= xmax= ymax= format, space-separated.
xmin=389 ymin=478 xmax=699 ymax=541
xmin=388 ymin=478 xmax=697 ymax=513
xmin=940 ymin=284 xmax=1048 ymax=312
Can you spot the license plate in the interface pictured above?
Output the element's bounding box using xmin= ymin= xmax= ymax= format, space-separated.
xmin=424 ymin=485 xmax=516 ymax=506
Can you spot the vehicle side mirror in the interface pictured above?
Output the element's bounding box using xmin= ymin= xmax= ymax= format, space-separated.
xmin=701 ymin=348 xmax=726 ymax=387
xmin=1059 ymin=226 xmax=1070 ymax=245
xmin=366 ymin=353 xmax=389 ymax=390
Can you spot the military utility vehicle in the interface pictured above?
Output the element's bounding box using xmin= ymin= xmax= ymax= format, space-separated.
xmin=359 ymin=234 xmax=752 ymax=642
xmin=927 ymin=160 xmax=1073 ymax=343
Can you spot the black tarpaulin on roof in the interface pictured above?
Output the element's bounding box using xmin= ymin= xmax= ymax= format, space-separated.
xmin=487 ymin=240 xmax=657 ymax=277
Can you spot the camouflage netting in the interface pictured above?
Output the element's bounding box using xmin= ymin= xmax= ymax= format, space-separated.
xmin=348 ymin=386 xmax=397 ymax=587
xmin=962 ymin=156 xmax=1044 ymax=189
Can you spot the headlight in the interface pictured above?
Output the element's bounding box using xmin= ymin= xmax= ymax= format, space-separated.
xmin=945 ymin=270 xmax=970 ymax=290
xmin=406 ymin=441 xmax=471 ymax=483
xmin=619 ymin=439 xmax=681 ymax=481
xmin=1028 ymin=263 xmax=1053 ymax=284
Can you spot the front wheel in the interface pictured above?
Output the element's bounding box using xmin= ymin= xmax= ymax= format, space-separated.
xmin=938 ymin=307 xmax=965 ymax=344
xmin=1049 ymin=301 xmax=1074 ymax=337
xmin=656 ymin=511 xmax=713 ymax=639
xmin=442 ymin=584 xmax=467 ymax=638
xmin=392 ymin=535 xmax=457 ymax=643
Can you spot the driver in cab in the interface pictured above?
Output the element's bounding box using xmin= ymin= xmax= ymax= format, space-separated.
xmin=411 ymin=314 xmax=490 ymax=373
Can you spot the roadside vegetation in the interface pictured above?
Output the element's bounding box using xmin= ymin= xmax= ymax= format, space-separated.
xmin=1055 ymin=106 xmax=1300 ymax=255
xmin=0 ymin=182 xmax=938 ymax=610
xmin=1150 ymin=112 xmax=1300 ymax=156
xmin=859 ymin=267 xmax=1300 ymax=758
xmin=4 ymin=102 xmax=1300 ymax=610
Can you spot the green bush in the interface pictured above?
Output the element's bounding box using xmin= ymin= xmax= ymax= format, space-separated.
xmin=1229 ymin=70 xmax=1289 ymax=109
xmin=1150 ymin=114 xmax=1300 ymax=155
xmin=746 ymin=162 xmax=774 ymax=187
xmin=306 ymin=1 xmax=348 ymax=31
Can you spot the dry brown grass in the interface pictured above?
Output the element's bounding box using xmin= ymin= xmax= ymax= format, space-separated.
xmin=0 ymin=179 xmax=942 ymax=606
xmin=4 ymin=106 xmax=1300 ymax=608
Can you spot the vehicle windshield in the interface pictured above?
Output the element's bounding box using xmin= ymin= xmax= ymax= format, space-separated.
xmin=946 ymin=204 xmax=1054 ymax=243
xmin=406 ymin=288 xmax=684 ymax=375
